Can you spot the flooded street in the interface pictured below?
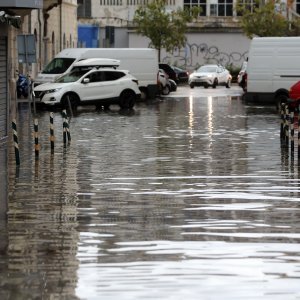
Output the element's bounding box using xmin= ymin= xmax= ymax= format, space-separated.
xmin=1 ymin=86 xmax=300 ymax=299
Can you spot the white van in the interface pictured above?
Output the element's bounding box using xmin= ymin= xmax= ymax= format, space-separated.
xmin=34 ymin=48 xmax=159 ymax=99
xmin=245 ymin=37 xmax=300 ymax=105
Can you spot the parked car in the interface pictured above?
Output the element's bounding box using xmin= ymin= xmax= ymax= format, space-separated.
xmin=157 ymin=69 xmax=171 ymax=95
xmin=237 ymin=61 xmax=247 ymax=92
xmin=159 ymin=63 xmax=179 ymax=83
xmin=188 ymin=64 xmax=232 ymax=89
xmin=169 ymin=79 xmax=177 ymax=92
xmin=172 ymin=66 xmax=189 ymax=83
xmin=33 ymin=68 xmax=141 ymax=109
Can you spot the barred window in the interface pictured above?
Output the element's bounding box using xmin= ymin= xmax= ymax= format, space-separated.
xmin=184 ymin=0 xmax=207 ymax=17
xmin=296 ymin=0 xmax=300 ymax=14
xmin=218 ymin=0 xmax=233 ymax=16
xmin=237 ymin=0 xmax=257 ymax=15
xmin=100 ymin=0 xmax=123 ymax=5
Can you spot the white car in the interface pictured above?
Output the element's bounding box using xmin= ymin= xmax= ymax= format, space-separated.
xmin=33 ymin=68 xmax=141 ymax=109
xmin=157 ymin=69 xmax=171 ymax=95
xmin=188 ymin=64 xmax=232 ymax=89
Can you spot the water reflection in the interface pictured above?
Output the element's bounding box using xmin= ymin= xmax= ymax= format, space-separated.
xmin=1 ymin=94 xmax=300 ymax=299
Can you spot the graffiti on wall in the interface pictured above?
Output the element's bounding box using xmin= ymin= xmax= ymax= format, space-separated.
xmin=162 ymin=42 xmax=248 ymax=70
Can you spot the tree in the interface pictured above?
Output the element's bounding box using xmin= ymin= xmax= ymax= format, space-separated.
xmin=133 ymin=0 xmax=199 ymax=61
xmin=236 ymin=0 xmax=300 ymax=38
xmin=236 ymin=0 xmax=290 ymax=38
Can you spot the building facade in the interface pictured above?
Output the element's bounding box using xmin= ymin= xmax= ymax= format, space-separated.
xmin=77 ymin=0 xmax=300 ymax=70
xmin=77 ymin=0 xmax=252 ymax=69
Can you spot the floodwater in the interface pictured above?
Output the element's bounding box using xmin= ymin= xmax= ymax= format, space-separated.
xmin=0 ymin=86 xmax=300 ymax=299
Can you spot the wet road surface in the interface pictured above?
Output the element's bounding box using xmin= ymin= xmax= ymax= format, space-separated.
xmin=0 ymin=85 xmax=300 ymax=299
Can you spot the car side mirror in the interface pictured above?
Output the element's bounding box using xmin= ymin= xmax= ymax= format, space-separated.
xmin=83 ymin=78 xmax=90 ymax=84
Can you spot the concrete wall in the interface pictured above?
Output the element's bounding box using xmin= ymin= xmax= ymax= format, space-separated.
xmin=129 ymin=31 xmax=251 ymax=70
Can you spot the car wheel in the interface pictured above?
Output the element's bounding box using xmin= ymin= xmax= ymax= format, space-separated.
xmin=190 ymin=83 xmax=194 ymax=89
xmin=212 ymin=79 xmax=218 ymax=88
xmin=162 ymin=85 xmax=170 ymax=95
xmin=226 ymin=79 xmax=231 ymax=88
xmin=171 ymin=82 xmax=177 ymax=92
xmin=275 ymin=93 xmax=289 ymax=112
xmin=119 ymin=90 xmax=136 ymax=109
xmin=61 ymin=93 xmax=79 ymax=109
xmin=140 ymin=88 xmax=147 ymax=101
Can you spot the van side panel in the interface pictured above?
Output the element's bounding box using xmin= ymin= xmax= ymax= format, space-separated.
xmin=273 ymin=47 xmax=300 ymax=91
xmin=245 ymin=37 xmax=300 ymax=104
xmin=247 ymin=48 xmax=274 ymax=92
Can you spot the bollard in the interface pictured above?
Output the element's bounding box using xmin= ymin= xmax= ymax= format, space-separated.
xmin=280 ymin=103 xmax=285 ymax=140
xmin=62 ymin=110 xmax=67 ymax=145
xmin=67 ymin=95 xmax=74 ymax=118
xmin=285 ymin=104 xmax=290 ymax=147
xmin=34 ymin=118 xmax=39 ymax=158
xmin=62 ymin=109 xmax=71 ymax=145
xmin=66 ymin=116 xmax=71 ymax=142
xmin=49 ymin=112 xmax=55 ymax=153
xmin=12 ymin=119 xmax=20 ymax=165
xmin=291 ymin=110 xmax=294 ymax=152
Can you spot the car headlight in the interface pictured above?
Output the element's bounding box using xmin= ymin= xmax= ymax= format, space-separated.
xmin=44 ymin=88 xmax=61 ymax=94
xmin=207 ymin=74 xmax=213 ymax=78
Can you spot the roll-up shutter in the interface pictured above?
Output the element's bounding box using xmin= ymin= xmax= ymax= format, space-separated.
xmin=0 ymin=36 xmax=8 ymax=141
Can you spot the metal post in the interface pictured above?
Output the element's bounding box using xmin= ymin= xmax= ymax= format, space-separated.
xmin=12 ymin=119 xmax=20 ymax=165
xmin=62 ymin=110 xmax=67 ymax=145
xmin=280 ymin=103 xmax=285 ymax=140
xmin=67 ymin=95 xmax=73 ymax=118
xmin=50 ymin=112 xmax=55 ymax=153
xmin=34 ymin=118 xmax=39 ymax=158
xmin=285 ymin=104 xmax=289 ymax=147
xmin=291 ymin=110 xmax=294 ymax=152
xmin=62 ymin=109 xmax=71 ymax=145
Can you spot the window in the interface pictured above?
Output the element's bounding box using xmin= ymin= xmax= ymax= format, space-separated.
xmin=78 ymin=0 xmax=92 ymax=17
xmin=237 ymin=0 xmax=257 ymax=15
xmin=210 ymin=0 xmax=233 ymax=16
xmin=296 ymin=0 xmax=300 ymax=14
xmin=88 ymin=72 xmax=105 ymax=82
xmin=184 ymin=0 xmax=207 ymax=17
xmin=218 ymin=0 xmax=233 ymax=16
xmin=104 ymin=71 xmax=125 ymax=81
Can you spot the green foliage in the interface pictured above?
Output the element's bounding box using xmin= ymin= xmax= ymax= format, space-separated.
xmin=236 ymin=0 xmax=294 ymax=38
xmin=226 ymin=64 xmax=241 ymax=82
xmin=133 ymin=0 xmax=200 ymax=60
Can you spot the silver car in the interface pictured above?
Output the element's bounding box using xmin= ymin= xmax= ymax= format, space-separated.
xmin=188 ymin=64 xmax=232 ymax=89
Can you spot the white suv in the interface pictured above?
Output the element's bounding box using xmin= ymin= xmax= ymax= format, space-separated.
xmin=33 ymin=68 xmax=141 ymax=109
xmin=188 ymin=64 xmax=231 ymax=89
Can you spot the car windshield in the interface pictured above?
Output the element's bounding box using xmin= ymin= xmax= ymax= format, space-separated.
xmin=197 ymin=66 xmax=217 ymax=73
xmin=55 ymin=69 xmax=88 ymax=83
xmin=42 ymin=58 xmax=75 ymax=74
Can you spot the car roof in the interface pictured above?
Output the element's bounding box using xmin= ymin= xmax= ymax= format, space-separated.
xmin=201 ymin=64 xmax=219 ymax=67
xmin=74 ymin=58 xmax=120 ymax=67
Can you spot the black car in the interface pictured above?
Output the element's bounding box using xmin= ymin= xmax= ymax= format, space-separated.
xmin=172 ymin=66 xmax=189 ymax=83
xmin=159 ymin=63 xmax=178 ymax=83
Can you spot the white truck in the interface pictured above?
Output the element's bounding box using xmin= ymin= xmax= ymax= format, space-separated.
xmin=245 ymin=37 xmax=300 ymax=106
xmin=34 ymin=48 xmax=159 ymax=99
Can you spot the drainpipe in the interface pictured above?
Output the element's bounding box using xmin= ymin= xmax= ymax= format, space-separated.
xmin=60 ymin=3 xmax=62 ymax=51
xmin=38 ymin=9 xmax=42 ymax=71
